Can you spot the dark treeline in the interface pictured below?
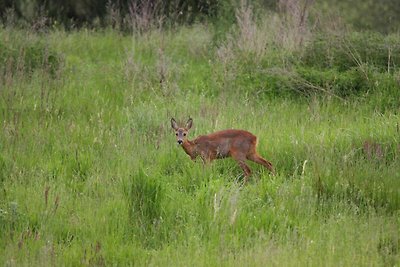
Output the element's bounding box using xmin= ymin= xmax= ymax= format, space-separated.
xmin=1 ymin=0 xmax=400 ymax=33
xmin=0 ymin=0 xmax=227 ymax=29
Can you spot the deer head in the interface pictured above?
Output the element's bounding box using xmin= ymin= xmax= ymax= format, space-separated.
xmin=171 ymin=118 xmax=192 ymax=145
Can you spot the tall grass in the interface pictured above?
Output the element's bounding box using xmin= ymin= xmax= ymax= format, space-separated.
xmin=0 ymin=7 xmax=399 ymax=266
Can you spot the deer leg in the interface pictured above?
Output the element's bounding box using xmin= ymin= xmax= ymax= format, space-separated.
xmin=231 ymin=153 xmax=252 ymax=183
xmin=248 ymin=153 xmax=275 ymax=175
xmin=200 ymin=152 xmax=213 ymax=165
xmin=236 ymin=160 xmax=251 ymax=183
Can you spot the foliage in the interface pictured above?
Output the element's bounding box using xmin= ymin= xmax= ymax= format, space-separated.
xmin=0 ymin=30 xmax=62 ymax=77
xmin=1 ymin=0 xmax=221 ymax=29
xmin=2 ymin=0 xmax=400 ymax=33
xmin=302 ymin=32 xmax=400 ymax=72
xmin=320 ymin=0 xmax=400 ymax=33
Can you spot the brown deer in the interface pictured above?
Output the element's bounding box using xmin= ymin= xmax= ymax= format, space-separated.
xmin=171 ymin=118 xmax=275 ymax=182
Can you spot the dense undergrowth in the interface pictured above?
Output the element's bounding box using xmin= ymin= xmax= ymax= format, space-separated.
xmin=0 ymin=5 xmax=399 ymax=266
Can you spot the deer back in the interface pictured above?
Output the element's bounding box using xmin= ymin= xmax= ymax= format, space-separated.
xmin=193 ymin=129 xmax=257 ymax=159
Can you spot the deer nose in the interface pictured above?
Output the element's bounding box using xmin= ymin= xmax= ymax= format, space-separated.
xmin=177 ymin=140 xmax=183 ymax=145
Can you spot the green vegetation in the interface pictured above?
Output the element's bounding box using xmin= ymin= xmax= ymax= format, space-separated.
xmin=1 ymin=2 xmax=399 ymax=266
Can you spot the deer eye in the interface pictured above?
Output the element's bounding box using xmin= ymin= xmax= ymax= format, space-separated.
xmin=183 ymin=133 xmax=187 ymax=136
xmin=175 ymin=133 xmax=178 ymax=136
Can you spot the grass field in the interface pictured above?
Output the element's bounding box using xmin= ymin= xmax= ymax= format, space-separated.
xmin=0 ymin=18 xmax=399 ymax=266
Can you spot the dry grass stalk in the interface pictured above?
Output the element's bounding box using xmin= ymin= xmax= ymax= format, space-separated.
xmin=277 ymin=0 xmax=314 ymax=49
xmin=235 ymin=0 xmax=271 ymax=58
xmin=127 ymin=0 xmax=165 ymax=34
xmin=106 ymin=0 xmax=122 ymax=30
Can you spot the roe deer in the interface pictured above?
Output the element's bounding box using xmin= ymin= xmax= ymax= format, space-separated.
xmin=171 ymin=118 xmax=275 ymax=182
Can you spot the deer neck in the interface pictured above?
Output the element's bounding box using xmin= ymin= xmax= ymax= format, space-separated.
xmin=182 ymin=140 xmax=198 ymax=159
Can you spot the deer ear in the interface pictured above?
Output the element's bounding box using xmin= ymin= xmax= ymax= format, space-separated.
xmin=171 ymin=118 xmax=178 ymax=130
xmin=186 ymin=118 xmax=193 ymax=130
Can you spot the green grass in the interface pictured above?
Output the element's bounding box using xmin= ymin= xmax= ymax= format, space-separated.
xmin=0 ymin=24 xmax=399 ymax=266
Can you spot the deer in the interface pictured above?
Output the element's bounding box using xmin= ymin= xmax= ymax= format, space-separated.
xmin=171 ymin=118 xmax=275 ymax=182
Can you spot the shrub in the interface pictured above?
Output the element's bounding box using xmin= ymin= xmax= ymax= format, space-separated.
xmin=295 ymin=66 xmax=371 ymax=97
xmin=366 ymin=71 xmax=400 ymax=111
xmin=233 ymin=65 xmax=371 ymax=98
xmin=303 ymin=32 xmax=400 ymax=72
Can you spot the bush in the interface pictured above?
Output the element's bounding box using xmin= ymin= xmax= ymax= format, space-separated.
xmin=366 ymin=72 xmax=400 ymax=111
xmin=303 ymin=32 xmax=400 ymax=72
xmin=232 ymin=65 xmax=371 ymax=98
xmin=295 ymin=66 xmax=371 ymax=97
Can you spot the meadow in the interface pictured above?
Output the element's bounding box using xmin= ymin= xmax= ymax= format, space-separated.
xmin=0 ymin=7 xmax=399 ymax=266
